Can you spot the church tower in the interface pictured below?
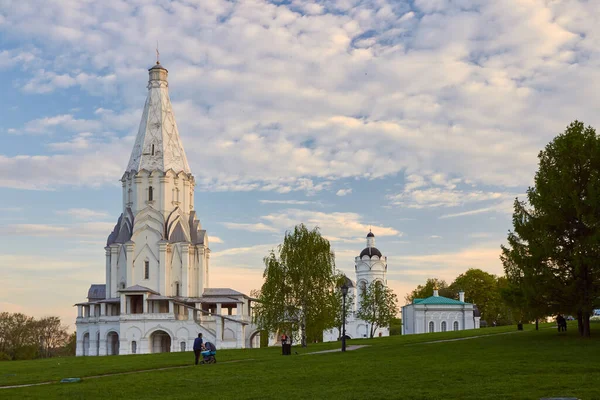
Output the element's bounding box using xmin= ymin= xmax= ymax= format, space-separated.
xmin=355 ymin=230 xmax=388 ymax=307
xmin=104 ymin=61 xmax=210 ymax=299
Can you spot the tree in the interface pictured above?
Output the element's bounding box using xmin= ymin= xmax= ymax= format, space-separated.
xmin=35 ymin=317 xmax=69 ymax=358
xmin=405 ymin=278 xmax=453 ymax=304
xmin=501 ymin=121 xmax=600 ymax=337
xmin=449 ymin=269 xmax=501 ymax=324
xmin=357 ymin=280 xmax=399 ymax=338
xmin=0 ymin=313 xmax=70 ymax=360
xmin=253 ymin=224 xmax=338 ymax=347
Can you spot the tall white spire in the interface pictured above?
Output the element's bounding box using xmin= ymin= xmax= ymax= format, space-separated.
xmin=126 ymin=62 xmax=191 ymax=174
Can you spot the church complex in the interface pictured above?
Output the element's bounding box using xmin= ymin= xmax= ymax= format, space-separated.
xmin=75 ymin=62 xmax=480 ymax=356
xmin=75 ymin=62 xmax=260 ymax=356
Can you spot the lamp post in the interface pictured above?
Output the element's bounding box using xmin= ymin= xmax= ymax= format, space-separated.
xmin=341 ymin=282 xmax=349 ymax=352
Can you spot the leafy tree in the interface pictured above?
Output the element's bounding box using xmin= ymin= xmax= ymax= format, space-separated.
xmin=0 ymin=312 xmax=70 ymax=360
xmin=253 ymin=224 xmax=338 ymax=347
xmin=36 ymin=317 xmax=69 ymax=358
xmin=501 ymin=121 xmax=600 ymax=337
xmin=449 ymin=269 xmax=501 ymax=324
xmin=357 ymin=280 xmax=399 ymax=338
xmin=405 ymin=278 xmax=453 ymax=304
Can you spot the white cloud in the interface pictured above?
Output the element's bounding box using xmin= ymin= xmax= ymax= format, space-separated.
xmin=259 ymin=208 xmax=401 ymax=241
xmin=222 ymin=222 xmax=279 ymax=233
xmin=22 ymin=70 xmax=117 ymax=95
xmin=259 ymin=199 xmax=319 ymax=205
xmin=55 ymin=208 xmax=110 ymax=220
xmin=210 ymin=236 xmax=224 ymax=244
xmin=1 ymin=0 xmax=592 ymax=193
xmin=3 ymin=223 xmax=113 ymax=238
xmin=23 ymin=114 xmax=101 ymax=134
xmin=336 ymin=188 xmax=352 ymax=196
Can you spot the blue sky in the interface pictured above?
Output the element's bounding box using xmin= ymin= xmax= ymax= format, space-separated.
xmin=1 ymin=0 xmax=599 ymax=327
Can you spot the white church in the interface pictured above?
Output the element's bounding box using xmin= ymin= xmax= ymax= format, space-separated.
xmin=75 ymin=61 xmax=260 ymax=356
xmin=323 ymin=231 xmax=390 ymax=341
xmin=401 ymin=288 xmax=481 ymax=335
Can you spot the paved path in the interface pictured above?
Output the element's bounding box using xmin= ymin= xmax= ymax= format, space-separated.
xmin=0 ymin=359 xmax=253 ymax=390
xmin=405 ymin=330 xmax=525 ymax=346
xmin=304 ymin=345 xmax=370 ymax=355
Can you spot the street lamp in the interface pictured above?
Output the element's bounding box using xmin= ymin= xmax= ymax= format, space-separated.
xmin=341 ymin=282 xmax=349 ymax=352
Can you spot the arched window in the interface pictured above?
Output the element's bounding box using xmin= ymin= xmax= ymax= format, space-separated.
xmin=175 ymin=282 xmax=180 ymax=297
xmin=453 ymin=321 xmax=459 ymax=331
xmin=127 ymin=188 xmax=132 ymax=203
xmin=148 ymin=186 xmax=153 ymax=202
xmin=131 ymin=341 xmax=137 ymax=354
xmin=144 ymin=261 xmax=150 ymax=279
xmin=359 ymin=281 xmax=367 ymax=298
xmin=429 ymin=321 xmax=434 ymax=333
xmin=151 ymin=144 xmax=155 ymax=156
xmin=441 ymin=321 xmax=447 ymax=332
xmin=180 ymin=341 xmax=186 ymax=352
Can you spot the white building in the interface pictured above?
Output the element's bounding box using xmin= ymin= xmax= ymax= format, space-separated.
xmin=401 ymin=288 xmax=481 ymax=335
xmin=75 ymin=62 xmax=260 ymax=356
xmin=323 ymin=231 xmax=390 ymax=341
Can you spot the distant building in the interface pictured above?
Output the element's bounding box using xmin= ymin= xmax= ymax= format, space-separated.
xmin=75 ymin=62 xmax=260 ymax=356
xmin=401 ymin=288 xmax=481 ymax=335
xmin=323 ymin=231 xmax=390 ymax=341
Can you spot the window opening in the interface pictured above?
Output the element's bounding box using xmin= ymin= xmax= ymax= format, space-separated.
xmin=132 ymin=341 xmax=137 ymax=354
xmin=453 ymin=321 xmax=459 ymax=331
xmin=441 ymin=321 xmax=447 ymax=332
xmin=151 ymin=144 xmax=155 ymax=155
xmin=429 ymin=321 xmax=434 ymax=333
xmin=144 ymin=261 xmax=149 ymax=279
xmin=148 ymin=186 xmax=153 ymax=201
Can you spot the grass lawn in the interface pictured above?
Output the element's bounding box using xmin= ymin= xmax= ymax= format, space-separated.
xmin=2 ymin=322 xmax=600 ymax=399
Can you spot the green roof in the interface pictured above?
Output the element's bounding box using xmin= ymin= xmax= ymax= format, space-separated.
xmin=413 ymin=295 xmax=467 ymax=305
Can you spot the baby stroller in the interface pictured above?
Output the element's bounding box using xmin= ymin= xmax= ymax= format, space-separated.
xmin=200 ymin=342 xmax=217 ymax=364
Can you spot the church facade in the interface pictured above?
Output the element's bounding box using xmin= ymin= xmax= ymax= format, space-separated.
xmin=323 ymin=231 xmax=390 ymax=341
xmin=75 ymin=62 xmax=260 ymax=356
xmin=401 ymin=289 xmax=481 ymax=335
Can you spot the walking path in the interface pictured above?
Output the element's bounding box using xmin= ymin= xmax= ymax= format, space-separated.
xmin=0 ymin=359 xmax=253 ymax=390
xmin=405 ymin=330 xmax=525 ymax=346
xmin=304 ymin=345 xmax=370 ymax=355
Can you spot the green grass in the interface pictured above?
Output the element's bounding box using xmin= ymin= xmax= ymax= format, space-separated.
xmin=2 ymin=322 xmax=600 ymax=399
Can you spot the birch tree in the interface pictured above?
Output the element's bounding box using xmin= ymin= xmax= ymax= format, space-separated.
xmin=253 ymin=224 xmax=338 ymax=347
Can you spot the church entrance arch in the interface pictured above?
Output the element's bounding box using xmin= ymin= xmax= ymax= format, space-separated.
xmin=83 ymin=333 xmax=90 ymax=356
xmin=248 ymin=330 xmax=261 ymax=348
xmin=150 ymin=330 xmax=171 ymax=353
xmin=107 ymin=332 xmax=120 ymax=355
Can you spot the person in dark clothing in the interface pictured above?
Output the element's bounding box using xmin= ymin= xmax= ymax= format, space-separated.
xmin=557 ymin=315 xmax=567 ymax=332
xmin=193 ymin=333 xmax=203 ymax=365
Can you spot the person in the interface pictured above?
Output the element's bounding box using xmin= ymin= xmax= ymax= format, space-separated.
xmin=193 ymin=333 xmax=203 ymax=365
xmin=557 ymin=315 xmax=566 ymax=332
xmin=281 ymin=334 xmax=288 ymax=355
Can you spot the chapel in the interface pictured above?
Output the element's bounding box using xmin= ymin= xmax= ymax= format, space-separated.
xmin=401 ymin=287 xmax=481 ymax=335
xmin=75 ymin=62 xmax=260 ymax=356
xmin=323 ymin=230 xmax=391 ymax=341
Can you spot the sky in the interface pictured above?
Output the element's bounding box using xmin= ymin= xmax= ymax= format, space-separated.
xmin=1 ymin=0 xmax=600 ymax=329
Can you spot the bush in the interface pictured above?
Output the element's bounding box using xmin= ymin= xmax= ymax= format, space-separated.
xmin=13 ymin=345 xmax=39 ymax=360
xmin=390 ymin=318 xmax=402 ymax=335
xmin=0 ymin=352 xmax=11 ymax=361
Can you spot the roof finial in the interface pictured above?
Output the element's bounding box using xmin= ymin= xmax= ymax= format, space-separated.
xmin=156 ymin=41 xmax=160 ymax=65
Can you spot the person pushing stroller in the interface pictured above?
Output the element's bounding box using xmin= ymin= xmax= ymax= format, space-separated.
xmin=200 ymin=341 xmax=217 ymax=364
